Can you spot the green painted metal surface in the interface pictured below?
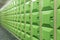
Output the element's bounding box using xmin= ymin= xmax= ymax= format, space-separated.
xmin=0 ymin=0 xmax=60 ymax=40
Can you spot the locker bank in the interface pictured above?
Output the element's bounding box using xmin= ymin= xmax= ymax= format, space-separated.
xmin=0 ymin=0 xmax=60 ymax=40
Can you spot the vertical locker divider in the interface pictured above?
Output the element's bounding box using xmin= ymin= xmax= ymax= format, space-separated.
xmin=8 ymin=1 xmax=10 ymax=32
xmin=24 ymin=0 xmax=26 ymax=39
xmin=11 ymin=0 xmax=14 ymax=31
xmin=20 ymin=0 xmax=22 ymax=39
xmin=13 ymin=0 xmax=15 ymax=34
xmin=17 ymin=0 xmax=20 ymax=39
xmin=14 ymin=0 xmax=17 ymax=35
xmin=10 ymin=0 xmax=13 ymax=32
xmin=30 ymin=0 xmax=33 ymax=40
xmin=54 ymin=0 xmax=57 ymax=40
xmin=16 ymin=0 xmax=18 ymax=36
xmin=15 ymin=0 xmax=18 ymax=36
xmin=13 ymin=0 xmax=15 ymax=33
xmin=11 ymin=0 xmax=13 ymax=34
xmin=15 ymin=0 xmax=16 ymax=33
xmin=39 ymin=0 xmax=43 ymax=40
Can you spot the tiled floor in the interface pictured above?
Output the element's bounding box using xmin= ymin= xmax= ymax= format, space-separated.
xmin=0 ymin=26 xmax=18 ymax=40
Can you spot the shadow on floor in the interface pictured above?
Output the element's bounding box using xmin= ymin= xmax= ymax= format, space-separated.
xmin=0 ymin=25 xmax=18 ymax=40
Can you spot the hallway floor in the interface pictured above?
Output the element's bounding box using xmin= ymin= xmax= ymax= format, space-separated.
xmin=0 ymin=26 xmax=18 ymax=40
